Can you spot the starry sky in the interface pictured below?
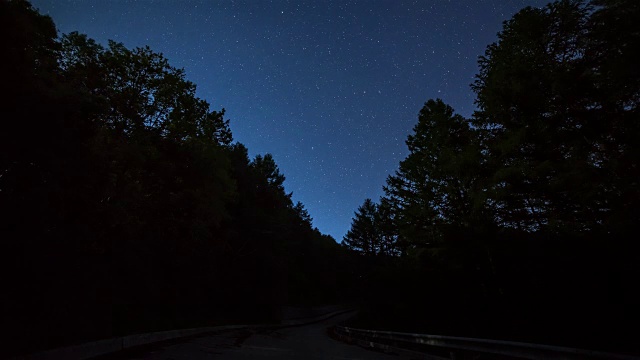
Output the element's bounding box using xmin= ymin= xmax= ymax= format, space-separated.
xmin=32 ymin=0 xmax=549 ymax=241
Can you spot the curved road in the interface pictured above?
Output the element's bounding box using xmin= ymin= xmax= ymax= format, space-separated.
xmin=102 ymin=311 xmax=411 ymax=360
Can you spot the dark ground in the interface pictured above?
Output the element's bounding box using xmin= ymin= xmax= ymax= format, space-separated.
xmin=93 ymin=311 xmax=416 ymax=360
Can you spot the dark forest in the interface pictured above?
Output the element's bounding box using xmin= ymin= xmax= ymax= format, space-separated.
xmin=2 ymin=0 xmax=639 ymax=357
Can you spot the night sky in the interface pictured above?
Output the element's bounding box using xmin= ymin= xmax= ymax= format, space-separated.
xmin=32 ymin=0 xmax=549 ymax=241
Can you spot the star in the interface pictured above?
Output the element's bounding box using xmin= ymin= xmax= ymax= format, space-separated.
xmin=31 ymin=0 xmax=552 ymax=241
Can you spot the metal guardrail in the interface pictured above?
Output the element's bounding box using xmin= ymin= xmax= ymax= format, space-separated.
xmin=333 ymin=326 xmax=640 ymax=360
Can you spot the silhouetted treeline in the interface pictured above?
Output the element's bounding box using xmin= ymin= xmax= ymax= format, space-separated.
xmin=343 ymin=0 xmax=639 ymax=354
xmin=3 ymin=0 xmax=639 ymax=356
xmin=1 ymin=0 xmax=357 ymax=356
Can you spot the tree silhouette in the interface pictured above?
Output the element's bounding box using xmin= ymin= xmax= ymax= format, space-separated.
xmin=472 ymin=0 xmax=640 ymax=233
xmin=343 ymin=199 xmax=381 ymax=256
xmin=346 ymin=0 xmax=640 ymax=352
xmin=384 ymin=99 xmax=479 ymax=247
xmin=2 ymin=2 xmax=352 ymax=355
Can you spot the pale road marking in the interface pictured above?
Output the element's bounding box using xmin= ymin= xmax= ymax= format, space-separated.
xmin=242 ymin=345 xmax=292 ymax=352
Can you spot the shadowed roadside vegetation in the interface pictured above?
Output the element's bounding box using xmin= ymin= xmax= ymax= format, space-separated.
xmin=342 ymin=0 xmax=639 ymax=354
xmin=1 ymin=0 xmax=355 ymax=356
xmin=2 ymin=0 xmax=639 ymax=357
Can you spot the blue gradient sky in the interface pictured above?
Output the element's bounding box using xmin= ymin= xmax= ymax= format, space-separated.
xmin=32 ymin=0 xmax=549 ymax=241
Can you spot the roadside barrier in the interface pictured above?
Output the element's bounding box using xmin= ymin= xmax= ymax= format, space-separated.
xmin=333 ymin=325 xmax=640 ymax=360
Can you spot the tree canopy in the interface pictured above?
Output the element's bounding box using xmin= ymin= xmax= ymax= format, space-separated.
xmin=3 ymin=0 xmax=639 ymax=355
xmin=2 ymin=1 xmax=349 ymax=355
xmin=343 ymin=0 xmax=639 ymax=352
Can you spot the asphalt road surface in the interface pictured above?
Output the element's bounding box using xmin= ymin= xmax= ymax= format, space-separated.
xmin=100 ymin=311 xmax=414 ymax=360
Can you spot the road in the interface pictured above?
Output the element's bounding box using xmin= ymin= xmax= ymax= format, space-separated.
xmin=99 ymin=311 xmax=412 ymax=360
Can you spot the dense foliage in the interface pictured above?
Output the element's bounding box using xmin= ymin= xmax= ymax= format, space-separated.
xmin=3 ymin=0 xmax=638 ymax=355
xmin=343 ymin=0 xmax=639 ymax=353
xmin=1 ymin=0 xmax=353 ymax=355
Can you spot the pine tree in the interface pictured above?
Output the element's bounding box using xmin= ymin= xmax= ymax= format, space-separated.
xmin=343 ymin=199 xmax=381 ymax=255
xmin=384 ymin=99 xmax=479 ymax=247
